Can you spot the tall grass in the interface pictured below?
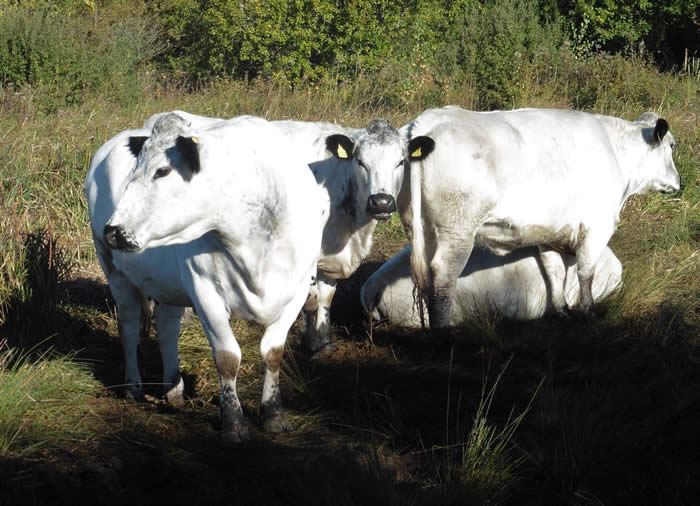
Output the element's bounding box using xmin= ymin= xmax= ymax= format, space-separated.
xmin=0 ymin=340 xmax=100 ymax=455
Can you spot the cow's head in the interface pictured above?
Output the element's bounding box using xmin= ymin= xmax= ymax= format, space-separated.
xmin=104 ymin=113 xmax=210 ymax=252
xmin=635 ymin=112 xmax=681 ymax=195
xmin=326 ymin=119 xmax=405 ymax=221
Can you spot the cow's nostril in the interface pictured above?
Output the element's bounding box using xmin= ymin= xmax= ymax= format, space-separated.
xmin=104 ymin=224 xmax=123 ymax=250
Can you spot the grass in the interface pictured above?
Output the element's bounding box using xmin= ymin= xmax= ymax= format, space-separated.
xmin=0 ymin=47 xmax=697 ymax=505
xmin=0 ymin=340 xmax=101 ymax=455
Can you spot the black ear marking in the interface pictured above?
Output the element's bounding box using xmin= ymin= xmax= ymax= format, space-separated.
xmin=128 ymin=136 xmax=149 ymax=157
xmin=654 ymin=119 xmax=669 ymax=143
xmin=326 ymin=134 xmax=355 ymax=160
xmin=176 ymin=136 xmax=201 ymax=173
xmin=408 ymin=136 xmax=435 ymax=161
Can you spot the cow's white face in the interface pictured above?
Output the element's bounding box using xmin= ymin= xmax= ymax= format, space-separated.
xmin=104 ymin=113 xmax=211 ymax=252
xmin=326 ymin=120 xmax=405 ymax=221
xmin=636 ymin=114 xmax=682 ymax=195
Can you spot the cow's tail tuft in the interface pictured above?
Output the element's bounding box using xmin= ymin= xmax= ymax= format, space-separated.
xmin=409 ymin=154 xmax=430 ymax=312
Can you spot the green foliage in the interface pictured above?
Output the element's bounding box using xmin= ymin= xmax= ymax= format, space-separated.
xmin=154 ymin=0 xmax=419 ymax=82
xmin=0 ymin=3 xmax=161 ymax=109
xmin=438 ymin=0 xmax=566 ymax=108
xmin=559 ymin=0 xmax=699 ymax=59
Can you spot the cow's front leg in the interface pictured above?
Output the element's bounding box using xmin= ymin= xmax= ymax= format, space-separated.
xmin=155 ymin=303 xmax=186 ymax=406
xmin=194 ymin=297 xmax=248 ymax=442
xmin=109 ymin=273 xmax=147 ymax=402
xmin=302 ymin=275 xmax=337 ymax=354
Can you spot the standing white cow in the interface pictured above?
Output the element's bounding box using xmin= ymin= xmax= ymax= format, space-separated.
xmin=403 ymin=106 xmax=681 ymax=331
xmin=86 ymin=113 xmax=326 ymax=441
xmin=361 ymin=245 xmax=622 ymax=327
xmin=272 ymin=119 xmax=406 ymax=354
xmin=142 ymin=113 xmax=408 ymax=354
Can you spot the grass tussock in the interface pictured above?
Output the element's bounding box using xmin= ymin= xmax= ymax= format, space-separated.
xmin=0 ymin=340 xmax=101 ymax=455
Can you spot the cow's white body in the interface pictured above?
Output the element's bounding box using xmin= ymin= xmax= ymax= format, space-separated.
xmin=140 ymin=112 xmax=407 ymax=354
xmin=403 ymin=106 xmax=680 ymax=330
xmin=271 ymin=119 xmax=406 ymax=353
xmin=362 ymin=245 xmax=622 ymax=327
xmin=86 ymin=114 xmax=326 ymax=441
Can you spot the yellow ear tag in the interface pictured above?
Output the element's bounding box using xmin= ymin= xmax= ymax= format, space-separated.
xmin=336 ymin=144 xmax=348 ymax=159
xmin=411 ymin=147 xmax=422 ymax=158
xmin=191 ymin=137 xmax=199 ymax=144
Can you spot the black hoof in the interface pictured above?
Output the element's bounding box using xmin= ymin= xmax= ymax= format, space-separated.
xmin=310 ymin=342 xmax=337 ymax=360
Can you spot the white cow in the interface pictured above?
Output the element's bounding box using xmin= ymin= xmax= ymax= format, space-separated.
xmin=403 ymin=106 xmax=681 ymax=331
xmin=86 ymin=113 xmax=326 ymax=441
xmin=272 ymin=119 xmax=406 ymax=354
xmin=361 ymin=245 xmax=622 ymax=327
xmin=142 ymin=113 xmax=408 ymax=354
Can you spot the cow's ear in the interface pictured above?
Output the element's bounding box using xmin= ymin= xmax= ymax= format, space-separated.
xmin=654 ymin=119 xmax=669 ymax=144
xmin=326 ymin=134 xmax=355 ymax=160
xmin=408 ymin=136 xmax=435 ymax=161
xmin=128 ymin=136 xmax=149 ymax=157
xmin=176 ymin=136 xmax=201 ymax=173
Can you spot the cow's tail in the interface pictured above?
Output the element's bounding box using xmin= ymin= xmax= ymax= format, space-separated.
xmin=409 ymin=155 xmax=430 ymax=312
xmin=139 ymin=295 xmax=154 ymax=341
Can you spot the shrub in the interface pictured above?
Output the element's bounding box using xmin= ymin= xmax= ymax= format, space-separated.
xmin=0 ymin=3 xmax=162 ymax=108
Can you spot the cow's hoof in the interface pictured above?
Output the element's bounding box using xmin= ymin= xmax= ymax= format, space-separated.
xmin=124 ymin=387 xmax=145 ymax=403
xmin=165 ymin=385 xmax=185 ymax=407
xmin=310 ymin=342 xmax=337 ymax=360
xmin=220 ymin=425 xmax=251 ymax=443
xmin=263 ymin=414 xmax=293 ymax=433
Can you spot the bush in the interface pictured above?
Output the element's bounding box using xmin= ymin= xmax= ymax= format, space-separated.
xmin=0 ymin=3 xmax=162 ymax=108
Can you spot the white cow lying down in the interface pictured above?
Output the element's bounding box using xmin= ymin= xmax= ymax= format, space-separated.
xmin=86 ymin=113 xmax=326 ymax=441
xmin=404 ymin=107 xmax=681 ymax=332
xmin=361 ymin=245 xmax=622 ymax=327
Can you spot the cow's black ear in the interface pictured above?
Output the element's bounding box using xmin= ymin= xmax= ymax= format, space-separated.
xmin=176 ymin=136 xmax=201 ymax=173
xmin=654 ymin=119 xmax=669 ymax=143
xmin=128 ymin=136 xmax=149 ymax=157
xmin=408 ymin=136 xmax=435 ymax=161
xmin=326 ymin=134 xmax=355 ymax=160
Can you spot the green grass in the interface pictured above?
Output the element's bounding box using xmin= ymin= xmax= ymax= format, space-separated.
xmin=0 ymin=341 xmax=101 ymax=455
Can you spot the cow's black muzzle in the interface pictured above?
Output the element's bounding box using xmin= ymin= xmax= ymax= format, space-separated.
xmin=367 ymin=193 xmax=396 ymax=220
xmin=103 ymin=224 xmax=139 ymax=251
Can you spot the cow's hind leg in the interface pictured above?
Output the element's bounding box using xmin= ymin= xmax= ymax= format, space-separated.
xmin=301 ymin=275 xmax=337 ymax=355
xmin=155 ymin=303 xmax=186 ymax=406
xmin=537 ymin=246 xmax=569 ymax=317
xmin=575 ymin=224 xmax=614 ymax=319
xmin=428 ymin=234 xmax=474 ymax=336
xmin=261 ymin=282 xmax=310 ymax=433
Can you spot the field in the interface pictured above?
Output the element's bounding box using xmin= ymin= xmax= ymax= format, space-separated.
xmin=0 ymin=63 xmax=698 ymax=505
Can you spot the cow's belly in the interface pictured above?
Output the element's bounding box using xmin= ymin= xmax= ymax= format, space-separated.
xmin=476 ymin=220 xmax=581 ymax=255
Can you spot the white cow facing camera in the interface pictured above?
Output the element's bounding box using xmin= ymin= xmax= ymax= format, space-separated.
xmin=87 ymin=113 xmax=327 ymax=442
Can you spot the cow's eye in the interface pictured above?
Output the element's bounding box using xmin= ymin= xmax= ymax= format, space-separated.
xmin=357 ymin=160 xmax=368 ymax=172
xmin=154 ymin=167 xmax=172 ymax=180
xmin=395 ymin=159 xmax=404 ymax=168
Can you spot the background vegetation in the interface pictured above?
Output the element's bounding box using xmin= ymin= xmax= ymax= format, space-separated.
xmin=0 ymin=0 xmax=698 ymax=504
